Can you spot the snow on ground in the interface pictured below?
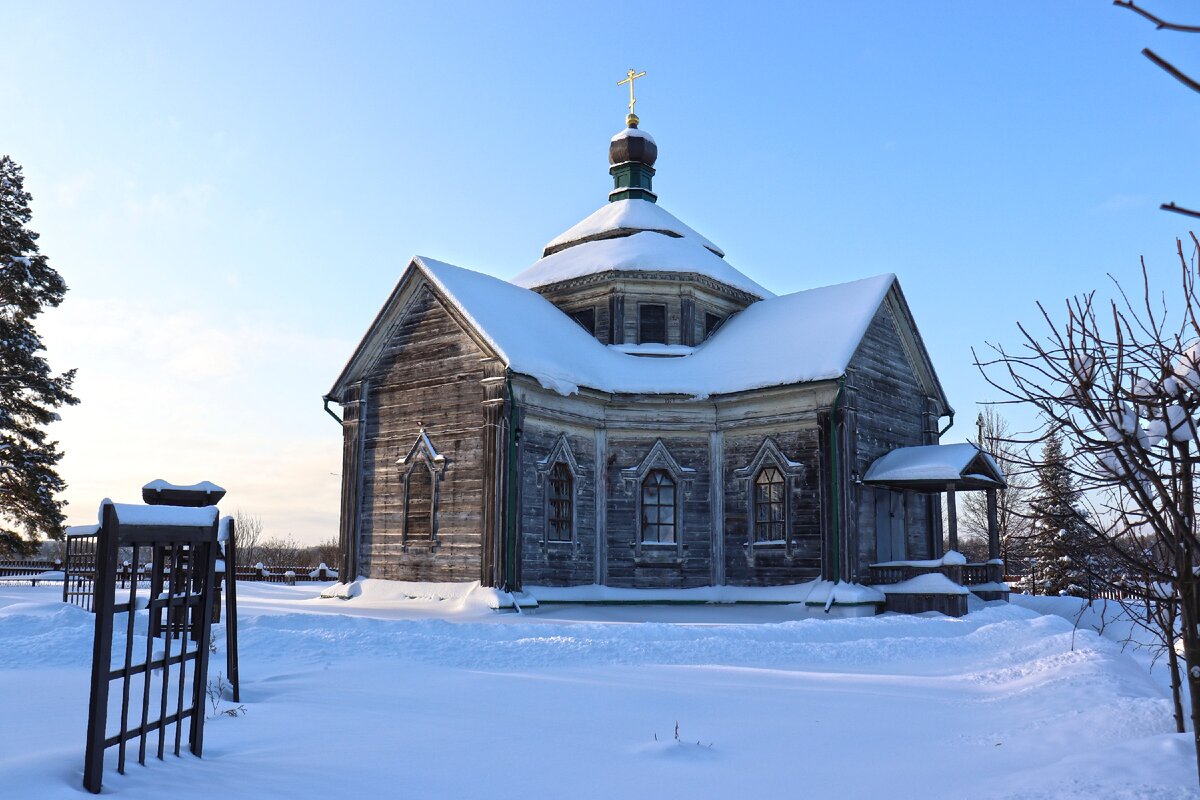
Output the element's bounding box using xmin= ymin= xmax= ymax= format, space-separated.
xmin=0 ymin=583 xmax=1196 ymax=799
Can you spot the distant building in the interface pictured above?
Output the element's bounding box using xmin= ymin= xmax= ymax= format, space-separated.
xmin=325 ymin=105 xmax=1006 ymax=613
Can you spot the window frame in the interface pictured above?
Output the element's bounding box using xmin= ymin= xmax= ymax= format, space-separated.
xmin=546 ymin=461 xmax=574 ymax=543
xmin=620 ymin=440 xmax=694 ymax=559
xmin=731 ymin=438 xmax=806 ymax=558
xmin=640 ymin=469 xmax=678 ymax=545
xmin=535 ymin=434 xmax=581 ymax=551
xmin=752 ymin=467 xmax=786 ymax=543
xmin=569 ymin=307 xmax=596 ymax=336
xmin=704 ymin=311 xmax=726 ymax=339
xmin=396 ymin=429 xmax=447 ymax=552
xmin=637 ymin=302 xmax=668 ymax=345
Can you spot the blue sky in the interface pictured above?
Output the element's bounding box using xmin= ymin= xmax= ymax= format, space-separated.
xmin=4 ymin=1 xmax=1199 ymax=542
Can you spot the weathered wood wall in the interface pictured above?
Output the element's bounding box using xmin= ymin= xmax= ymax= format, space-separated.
xmin=847 ymin=301 xmax=936 ymax=577
xmin=357 ymin=284 xmax=488 ymax=582
xmin=603 ymin=433 xmax=713 ymax=588
xmin=722 ymin=427 xmax=824 ymax=586
xmin=517 ymin=419 xmax=598 ymax=586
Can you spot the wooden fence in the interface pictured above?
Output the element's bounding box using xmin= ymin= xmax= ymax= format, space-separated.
xmin=1 ymin=558 xmax=338 ymax=586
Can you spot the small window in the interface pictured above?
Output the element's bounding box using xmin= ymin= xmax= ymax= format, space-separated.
xmin=753 ymin=467 xmax=785 ymax=542
xmin=639 ymin=304 xmax=667 ymax=344
xmin=569 ymin=308 xmax=596 ymax=335
xmin=704 ymin=312 xmax=725 ymax=338
xmin=547 ymin=463 xmax=573 ymax=542
xmin=405 ymin=465 xmax=434 ymax=540
xmin=641 ymin=469 xmax=676 ymax=544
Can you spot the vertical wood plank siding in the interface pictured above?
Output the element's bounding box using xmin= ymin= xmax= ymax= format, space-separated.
xmin=357 ymin=286 xmax=489 ymax=582
xmin=722 ymin=428 xmax=824 ymax=586
xmin=517 ymin=421 xmax=597 ymax=586
xmin=847 ymin=303 xmax=934 ymax=576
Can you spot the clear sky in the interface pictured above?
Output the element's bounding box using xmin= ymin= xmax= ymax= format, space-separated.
xmin=4 ymin=1 xmax=1198 ymax=543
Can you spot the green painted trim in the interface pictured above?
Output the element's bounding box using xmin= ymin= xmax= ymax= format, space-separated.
xmin=829 ymin=378 xmax=845 ymax=583
xmin=504 ymin=372 xmax=519 ymax=591
xmin=609 ymin=188 xmax=657 ymax=202
xmin=609 ymin=162 xmax=657 ymax=204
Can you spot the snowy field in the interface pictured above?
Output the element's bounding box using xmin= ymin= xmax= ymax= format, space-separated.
xmin=1 ymin=582 xmax=1196 ymax=800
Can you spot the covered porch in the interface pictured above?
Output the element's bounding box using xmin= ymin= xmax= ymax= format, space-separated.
xmin=862 ymin=443 xmax=1009 ymax=616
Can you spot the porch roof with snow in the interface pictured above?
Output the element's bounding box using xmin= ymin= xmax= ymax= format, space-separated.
xmin=327 ymin=256 xmax=948 ymax=406
xmin=863 ymin=443 xmax=1006 ymax=492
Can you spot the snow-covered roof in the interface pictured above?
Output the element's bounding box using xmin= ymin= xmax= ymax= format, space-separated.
xmin=350 ymin=256 xmax=896 ymax=398
xmin=540 ymin=198 xmax=725 ymax=258
xmin=514 ymin=231 xmax=771 ymax=299
xmin=863 ymin=443 xmax=1005 ymax=490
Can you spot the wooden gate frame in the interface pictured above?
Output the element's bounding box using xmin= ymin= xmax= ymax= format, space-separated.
xmin=82 ymin=501 xmax=220 ymax=794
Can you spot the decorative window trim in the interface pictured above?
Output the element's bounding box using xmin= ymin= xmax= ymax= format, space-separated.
xmin=732 ymin=438 xmax=805 ymax=559
xmin=396 ymin=428 xmax=448 ymax=552
xmin=535 ymin=434 xmax=580 ymax=552
xmin=621 ymin=439 xmax=695 ymax=558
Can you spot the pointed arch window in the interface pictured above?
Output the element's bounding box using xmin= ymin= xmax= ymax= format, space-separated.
xmin=547 ymin=462 xmax=574 ymax=542
xmin=397 ymin=428 xmax=447 ymax=550
xmin=753 ymin=467 xmax=785 ymax=542
xmin=733 ymin=438 xmax=806 ymax=558
xmin=621 ymin=440 xmax=694 ymax=557
xmin=641 ymin=469 xmax=677 ymax=544
xmin=536 ymin=434 xmax=581 ymax=549
xmin=405 ymin=463 xmax=434 ymax=540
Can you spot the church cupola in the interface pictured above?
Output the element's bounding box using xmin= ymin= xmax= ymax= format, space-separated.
xmin=609 ymin=69 xmax=658 ymax=203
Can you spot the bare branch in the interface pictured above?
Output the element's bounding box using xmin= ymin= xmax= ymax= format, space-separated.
xmin=1142 ymin=48 xmax=1200 ymax=94
xmin=1162 ymin=202 xmax=1200 ymax=219
xmin=1114 ymin=1 xmax=1200 ymax=33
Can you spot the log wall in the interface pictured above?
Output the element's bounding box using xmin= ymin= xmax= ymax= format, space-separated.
xmin=848 ymin=302 xmax=935 ymax=576
xmin=357 ymin=284 xmax=488 ymax=582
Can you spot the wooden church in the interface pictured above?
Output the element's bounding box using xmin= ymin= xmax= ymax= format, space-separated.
xmin=325 ymin=80 xmax=1007 ymax=613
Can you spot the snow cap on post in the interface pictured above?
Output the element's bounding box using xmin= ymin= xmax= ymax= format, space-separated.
xmin=142 ymin=479 xmax=227 ymax=508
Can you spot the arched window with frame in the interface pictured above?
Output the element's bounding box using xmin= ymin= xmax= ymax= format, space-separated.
xmin=404 ymin=461 xmax=434 ymax=541
xmin=753 ymin=467 xmax=785 ymax=542
xmin=547 ymin=462 xmax=573 ymax=542
xmin=641 ymin=469 xmax=677 ymax=544
xmin=397 ymin=428 xmax=446 ymax=549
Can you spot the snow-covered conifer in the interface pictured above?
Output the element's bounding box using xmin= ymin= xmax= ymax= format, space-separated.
xmin=1025 ymin=434 xmax=1090 ymax=596
xmin=0 ymin=155 xmax=77 ymax=556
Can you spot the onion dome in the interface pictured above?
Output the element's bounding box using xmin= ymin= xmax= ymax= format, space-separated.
xmin=609 ymin=120 xmax=658 ymax=203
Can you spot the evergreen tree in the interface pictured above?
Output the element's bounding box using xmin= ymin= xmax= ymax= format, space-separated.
xmin=0 ymin=155 xmax=77 ymax=556
xmin=1026 ymin=433 xmax=1089 ymax=596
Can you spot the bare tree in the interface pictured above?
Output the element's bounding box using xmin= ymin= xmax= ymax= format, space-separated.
xmin=232 ymin=510 xmax=263 ymax=568
xmin=959 ymin=407 xmax=1033 ymax=570
xmin=976 ymin=235 xmax=1200 ymax=783
xmin=1115 ymin=1 xmax=1200 ymax=218
xmin=256 ymin=535 xmax=309 ymax=569
xmin=314 ymin=538 xmax=340 ymax=570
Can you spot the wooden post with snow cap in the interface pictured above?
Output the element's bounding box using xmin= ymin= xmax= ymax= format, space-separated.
xmin=945 ymin=482 xmax=958 ymax=553
xmin=986 ymin=488 xmax=1001 ymax=563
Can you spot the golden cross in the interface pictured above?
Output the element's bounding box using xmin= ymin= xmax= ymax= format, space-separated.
xmin=617 ymin=68 xmax=647 ymax=119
